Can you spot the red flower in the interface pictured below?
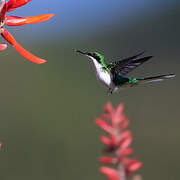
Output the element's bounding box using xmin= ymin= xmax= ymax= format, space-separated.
xmin=0 ymin=141 xmax=2 ymax=151
xmin=96 ymin=102 xmax=142 ymax=180
xmin=100 ymin=167 xmax=118 ymax=180
xmin=0 ymin=0 xmax=54 ymax=64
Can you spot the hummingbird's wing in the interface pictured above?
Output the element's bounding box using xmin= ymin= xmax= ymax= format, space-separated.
xmin=108 ymin=52 xmax=153 ymax=77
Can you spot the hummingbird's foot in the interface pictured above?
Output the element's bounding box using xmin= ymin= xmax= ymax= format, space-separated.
xmin=107 ymin=89 xmax=113 ymax=96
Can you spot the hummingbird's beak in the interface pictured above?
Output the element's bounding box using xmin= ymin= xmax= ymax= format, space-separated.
xmin=73 ymin=49 xmax=88 ymax=55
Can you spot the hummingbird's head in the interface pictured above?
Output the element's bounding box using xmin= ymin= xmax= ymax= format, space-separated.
xmin=74 ymin=49 xmax=103 ymax=64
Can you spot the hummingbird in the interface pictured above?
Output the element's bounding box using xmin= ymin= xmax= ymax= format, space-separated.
xmin=74 ymin=50 xmax=175 ymax=94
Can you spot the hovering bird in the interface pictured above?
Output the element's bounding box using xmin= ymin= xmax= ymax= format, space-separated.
xmin=74 ymin=50 xmax=175 ymax=94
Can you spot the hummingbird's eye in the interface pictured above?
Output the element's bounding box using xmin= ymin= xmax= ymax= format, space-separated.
xmin=87 ymin=52 xmax=101 ymax=63
xmin=92 ymin=53 xmax=99 ymax=59
xmin=88 ymin=52 xmax=97 ymax=58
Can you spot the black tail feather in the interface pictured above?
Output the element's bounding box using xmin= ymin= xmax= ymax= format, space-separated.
xmin=137 ymin=74 xmax=176 ymax=84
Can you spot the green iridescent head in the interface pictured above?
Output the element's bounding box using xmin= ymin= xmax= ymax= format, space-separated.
xmin=74 ymin=50 xmax=106 ymax=65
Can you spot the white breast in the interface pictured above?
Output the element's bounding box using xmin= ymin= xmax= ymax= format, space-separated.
xmin=91 ymin=58 xmax=112 ymax=87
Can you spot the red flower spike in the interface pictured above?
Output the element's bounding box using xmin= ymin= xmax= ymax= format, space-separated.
xmin=0 ymin=142 xmax=2 ymax=151
xmin=123 ymin=158 xmax=142 ymax=172
xmin=128 ymin=161 xmax=142 ymax=172
xmin=0 ymin=0 xmax=54 ymax=63
xmin=112 ymin=104 xmax=124 ymax=127
xmin=104 ymin=102 xmax=114 ymax=115
xmin=7 ymin=0 xmax=31 ymax=12
xmin=99 ymin=157 xmax=117 ymax=164
xmin=100 ymin=136 xmax=113 ymax=146
xmin=96 ymin=102 xmax=142 ymax=180
xmin=119 ymin=118 xmax=129 ymax=131
xmin=119 ymin=148 xmax=133 ymax=158
xmin=95 ymin=118 xmax=113 ymax=134
xmin=1 ymin=28 xmax=46 ymax=64
xmin=0 ymin=43 xmax=7 ymax=50
xmin=119 ymin=135 xmax=132 ymax=150
xmin=111 ymin=134 xmax=118 ymax=145
xmin=5 ymin=14 xmax=54 ymax=26
xmin=119 ymin=130 xmax=132 ymax=143
xmin=100 ymin=167 xmax=119 ymax=180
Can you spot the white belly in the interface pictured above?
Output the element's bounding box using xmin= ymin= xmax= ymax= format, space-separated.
xmin=90 ymin=57 xmax=113 ymax=88
xmin=96 ymin=67 xmax=111 ymax=87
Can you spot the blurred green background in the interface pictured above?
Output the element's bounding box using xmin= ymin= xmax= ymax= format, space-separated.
xmin=0 ymin=0 xmax=179 ymax=180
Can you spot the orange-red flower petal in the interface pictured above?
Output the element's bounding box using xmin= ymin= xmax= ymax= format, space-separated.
xmin=0 ymin=2 xmax=7 ymax=21
xmin=118 ymin=148 xmax=133 ymax=158
xmin=95 ymin=118 xmax=113 ymax=134
xmin=5 ymin=14 xmax=54 ymax=26
xmin=104 ymin=102 xmax=114 ymax=115
xmin=7 ymin=0 xmax=31 ymax=12
xmin=99 ymin=157 xmax=117 ymax=164
xmin=119 ymin=117 xmax=129 ymax=131
xmin=6 ymin=0 xmax=16 ymax=9
xmin=100 ymin=167 xmax=119 ymax=180
xmin=0 ymin=142 xmax=2 ymax=151
xmin=112 ymin=103 xmax=124 ymax=127
xmin=0 ymin=43 xmax=7 ymax=51
xmin=100 ymin=136 xmax=112 ymax=146
xmin=118 ymin=131 xmax=132 ymax=150
xmin=128 ymin=161 xmax=142 ymax=172
xmin=123 ymin=158 xmax=142 ymax=172
xmin=1 ymin=28 xmax=46 ymax=64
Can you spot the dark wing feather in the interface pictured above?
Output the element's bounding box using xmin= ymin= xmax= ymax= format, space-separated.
xmin=109 ymin=52 xmax=153 ymax=76
xmin=107 ymin=52 xmax=145 ymax=70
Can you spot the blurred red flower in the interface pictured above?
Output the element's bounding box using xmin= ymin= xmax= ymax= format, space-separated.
xmin=95 ymin=102 xmax=142 ymax=180
xmin=0 ymin=142 xmax=2 ymax=151
xmin=0 ymin=0 xmax=54 ymax=64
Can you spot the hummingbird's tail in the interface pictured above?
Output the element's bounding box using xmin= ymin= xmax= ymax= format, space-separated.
xmin=137 ymin=74 xmax=176 ymax=84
